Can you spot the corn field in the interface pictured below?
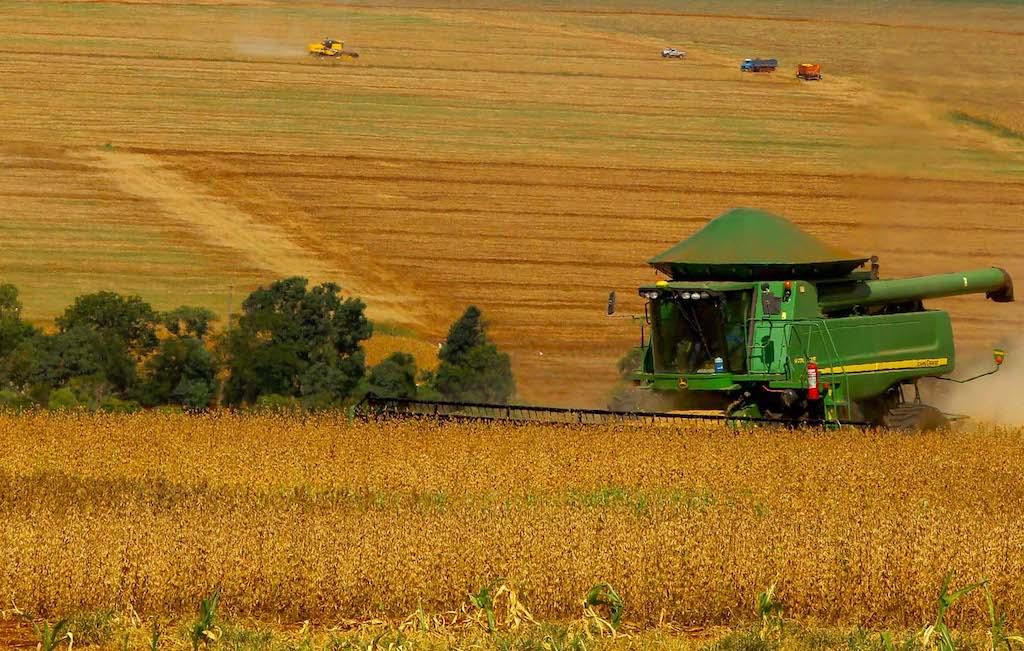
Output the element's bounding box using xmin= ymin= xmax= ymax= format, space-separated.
xmin=2 ymin=412 xmax=1023 ymax=629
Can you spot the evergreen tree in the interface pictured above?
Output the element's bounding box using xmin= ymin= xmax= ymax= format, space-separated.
xmin=433 ymin=306 xmax=515 ymax=403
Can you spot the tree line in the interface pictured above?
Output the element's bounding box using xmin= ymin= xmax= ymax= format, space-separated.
xmin=0 ymin=277 xmax=515 ymax=411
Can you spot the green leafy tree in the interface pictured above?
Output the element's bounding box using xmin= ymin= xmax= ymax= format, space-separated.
xmin=434 ymin=343 xmax=514 ymax=403
xmin=0 ymin=284 xmax=37 ymax=384
xmin=38 ymin=291 xmax=160 ymax=395
xmin=439 ymin=305 xmax=485 ymax=365
xmin=3 ymin=326 xmax=137 ymax=399
xmin=140 ymin=337 xmax=218 ymax=409
xmin=367 ymin=352 xmax=418 ymax=399
xmin=18 ymin=326 xmax=132 ymax=391
xmin=57 ymin=291 xmax=159 ymax=356
xmin=222 ymin=277 xmax=372 ymax=407
xmin=433 ymin=306 xmax=515 ymax=403
xmin=162 ymin=306 xmax=217 ymax=340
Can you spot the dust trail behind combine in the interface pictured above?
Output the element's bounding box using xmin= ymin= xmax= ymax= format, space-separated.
xmin=232 ymin=37 xmax=300 ymax=59
xmin=931 ymin=342 xmax=1024 ymax=425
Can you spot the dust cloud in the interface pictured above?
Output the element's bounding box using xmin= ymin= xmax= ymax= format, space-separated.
xmin=232 ymin=37 xmax=300 ymax=58
xmin=928 ymin=341 xmax=1024 ymax=426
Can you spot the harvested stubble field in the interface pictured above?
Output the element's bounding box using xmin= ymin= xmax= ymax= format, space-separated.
xmin=2 ymin=0 xmax=1023 ymax=405
xmin=3 ymin=411 xmax=1024 ymax=635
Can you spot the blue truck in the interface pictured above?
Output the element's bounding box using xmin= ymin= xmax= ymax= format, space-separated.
xmin=740 ymin=58 xmax=778 ymax=72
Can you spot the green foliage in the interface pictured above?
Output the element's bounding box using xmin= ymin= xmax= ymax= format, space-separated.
xmin=47 ymin=387 xmax=82 ymax=411
xmin=0 ymin=283 xmax=22 ymax=316
xmin=253 ymin=393 xmax=301 ymax=412
xmin=415 ymin=369 xmax=442 ymax=401
xmin=163 ymin=306 xmax=217 ymax=339
xmin=218 ymin=622 xmax=277 ymax=646
xmin=141 ymin=337 xmax=218 ymax=409
xmin=222 ymin=277 xmax=371 ymax=407
xmin=66 ymin=609 xmax=116 ymax=645
xmin=0 ymin=283 xmax=36 ymax=362
xmin=879 ymin=632 xmax=909 ymax=651
xmin=983 ymin=583 xmax=1024 ymax=650
xmin=583 ymin=582 xmax=624 ymax=633
xmin=190 ymin=591 xmax=222 ymax=650
xmin=434 ymin=342 xmax=515 ymax=403
xmin=439 ymin=305 xmax=486 ymax=365
xmin=67 ymin=373 xmax=117 ymax=408
xmin=0 ymin=279 xmax=407 ymax=412
xmin=99 ymin=396 xmax=141 ymax=414
xmin=14 ymin=326 xmax=136 ymax=394
xmin=33 ymin=618 xmax=71 ymax=651
xmin=707 ymin=628 xmax=776 ymax=651
xmin=922 ymin=573 xmax=986 ymax=651
xmin=367 ymin=352 xmax=418 ymax=399
xmin=433 ymin=306 xmax=515 ymax=403
xmin=756 ymin=583 xmax=784 ymax=642
xmin=0 ymin=388 xmax=31 ymax=409
xmin=470 ymin=582 xmax=499 ymax=633
xmin=57 ymin=291 xmax=159 ymax=356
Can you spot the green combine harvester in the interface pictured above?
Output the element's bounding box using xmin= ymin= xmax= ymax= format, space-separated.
xmin=627 ymin=207 xmax=1012 ymax=428
xmin=360 ymin=208 xmax=1013 ymax=429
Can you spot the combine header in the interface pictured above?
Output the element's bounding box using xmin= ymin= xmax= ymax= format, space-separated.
xmin=361 ymin=208 xmax=1013 ymax=430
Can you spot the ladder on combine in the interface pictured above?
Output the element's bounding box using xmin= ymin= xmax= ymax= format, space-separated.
xmin=745 ymin=318 xmax=854 ymax=426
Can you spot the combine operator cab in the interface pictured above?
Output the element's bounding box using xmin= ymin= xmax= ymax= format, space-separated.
xmin=647 ymin=289 xmax=749 ymax=375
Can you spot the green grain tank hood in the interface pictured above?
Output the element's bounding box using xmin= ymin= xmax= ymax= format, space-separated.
xmin=649 ymin=207 xmax=869 ymax=280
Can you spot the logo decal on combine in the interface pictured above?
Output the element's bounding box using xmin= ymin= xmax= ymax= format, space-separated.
xmin=819 ymin=358 xmax=949 ymax=374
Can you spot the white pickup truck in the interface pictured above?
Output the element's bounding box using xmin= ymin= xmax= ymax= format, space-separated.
xmin=661 ymin=48 xmax=686 ymax=59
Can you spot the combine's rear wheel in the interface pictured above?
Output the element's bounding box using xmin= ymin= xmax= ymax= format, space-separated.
xmin=883 ymin=403 xmax=948 ymax=431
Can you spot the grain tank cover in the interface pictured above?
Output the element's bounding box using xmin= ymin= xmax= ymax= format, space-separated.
xmin=648 ymin=207 xmax=869 ymax=280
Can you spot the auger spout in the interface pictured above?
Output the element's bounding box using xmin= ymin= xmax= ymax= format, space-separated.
xmin=817 ymin=267 xmax=1014 ymax=312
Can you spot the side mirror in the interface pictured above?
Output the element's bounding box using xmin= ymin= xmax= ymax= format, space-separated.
xmin=994 ymin=349 xmax=1006 ymax=366
xmin=607 ymin=290 xmax=617 ymax=316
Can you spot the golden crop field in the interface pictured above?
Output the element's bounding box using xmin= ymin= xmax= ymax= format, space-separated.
xmin=2 ymin=0 xmax=1023 ymax=406
xmin=3 ymin=412 xmax=1024 ymax=637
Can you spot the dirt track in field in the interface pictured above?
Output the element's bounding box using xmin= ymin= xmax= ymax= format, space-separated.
xmin=93 ymin=150 xmax=417 ymax=324
xmin=1 ymin=0 xmax=1022 ymax=405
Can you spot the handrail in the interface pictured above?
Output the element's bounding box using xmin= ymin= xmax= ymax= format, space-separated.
xmin=749 ymin=317 xmax=851 ymax=425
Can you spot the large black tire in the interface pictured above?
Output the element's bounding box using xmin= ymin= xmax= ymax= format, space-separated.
xmin=883 ymin=403 xmax=948 ymax=431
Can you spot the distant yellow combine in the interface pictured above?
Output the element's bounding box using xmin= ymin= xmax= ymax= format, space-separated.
xmin=307 ymin=38 xmax=359 ymax=61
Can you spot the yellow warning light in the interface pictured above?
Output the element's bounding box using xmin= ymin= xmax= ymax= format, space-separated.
xmin=656 ymin=280 xmax=668 ymax=287
xmin=994 ymin=349 xmax=1006 ymax=366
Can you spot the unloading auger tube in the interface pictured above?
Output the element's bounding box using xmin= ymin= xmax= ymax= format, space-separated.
xmin=354 ymin=396 xmax=871 ymax=427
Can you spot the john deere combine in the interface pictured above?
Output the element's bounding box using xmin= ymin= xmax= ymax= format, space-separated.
xmin=360 ymin=208 xmax=1013 ymax=429
xmin=629 ymin=207 xmax=1012 ymax=428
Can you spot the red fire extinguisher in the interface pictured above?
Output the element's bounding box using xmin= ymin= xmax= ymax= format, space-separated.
xmin=807 ymin=359 xmax=820 ymax=400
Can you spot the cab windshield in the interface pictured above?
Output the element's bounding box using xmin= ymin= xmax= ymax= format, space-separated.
xmin=651 ymin=291 xmax=751 ymax=374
